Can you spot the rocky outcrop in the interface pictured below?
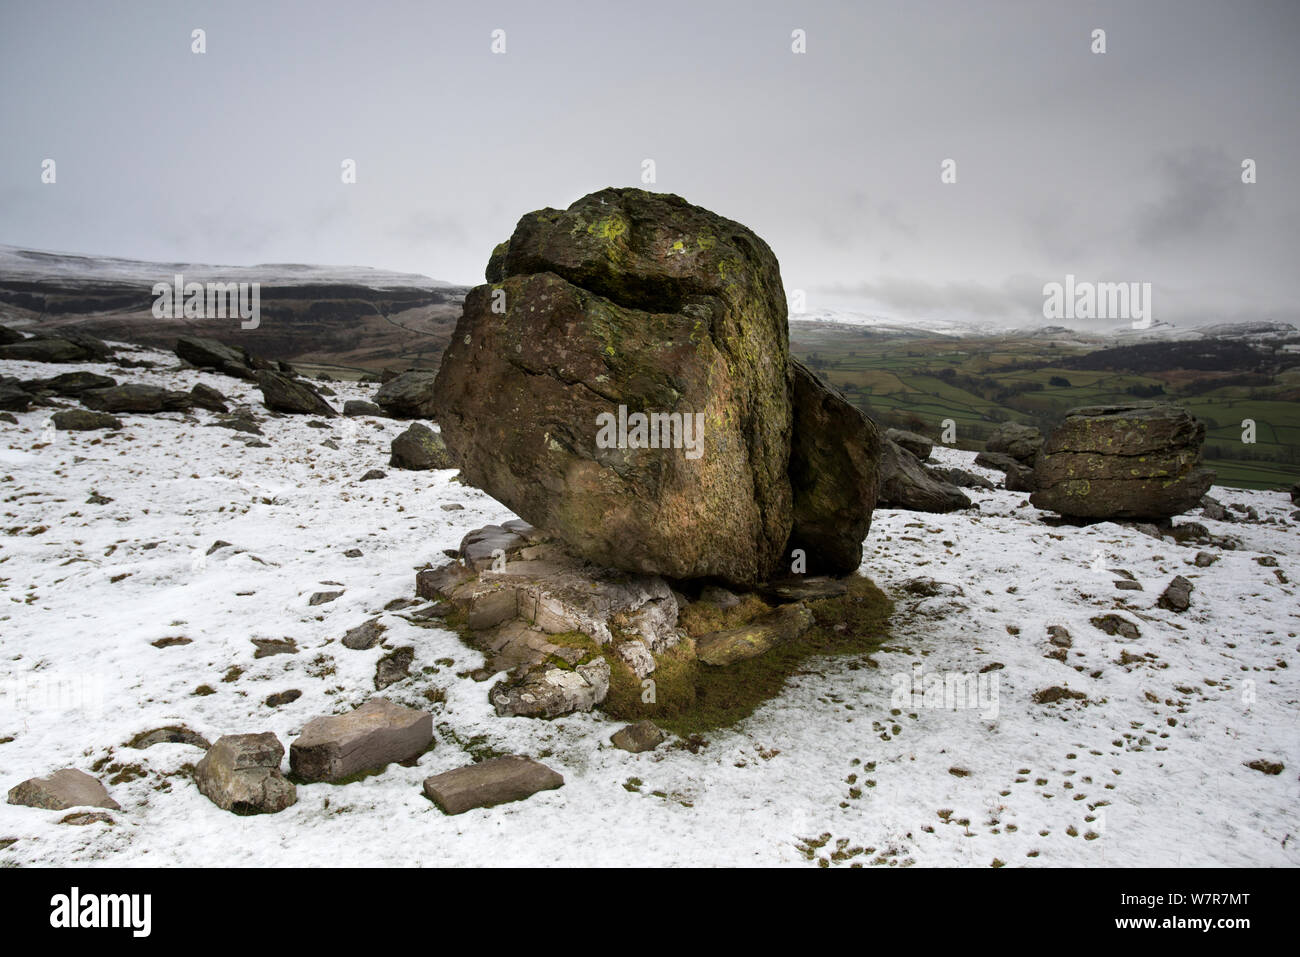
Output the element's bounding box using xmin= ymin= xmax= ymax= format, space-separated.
xmin=0 ymin=333 xmax=110 ymax=363
xmin=490 ymin=658 xmax=611 ymax=718
xmin=23 ymin=371 xmax=116 ymax=395
xmin=7 ymin=769 xmax=120 ymax=811
xmin=80 ymin=383 xmax=192 ymax=414
xmin=389 ymin=422 xmax=454 ymax=470
xmin=432 ymin=188 xmax=794 ymax=587
xmin=289 ymin=698 xmax=433 ymax=783
xmin=422 ymin=755 xmax=563 ymax=814
xmin=175 ymin=336 xmax=257 ymax=380
xmin=374 ymin=371 xmax=439 ymax=419
xmin=877 ymin=438 xmax=970 ymax=512
xmin=193 ymin=733 xmax=296 ymax=814
xmin=786 ymin=360 xmax=881 ymax=575
xmin=256 ymin=370 xmax=336 ymax=417
xmin=51 ymin=409 xmax=121 ymax=431
xmin=1031 ymin=405 xmax=1215 ymax=520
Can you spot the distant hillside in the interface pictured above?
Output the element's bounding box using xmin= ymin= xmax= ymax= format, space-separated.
xmin=0 ymin=245 xmax=470 ymax=376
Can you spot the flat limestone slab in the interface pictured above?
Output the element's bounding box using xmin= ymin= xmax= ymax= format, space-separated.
xmin=7 ymin=768 xmax=120 ymax=811
xmin=423 ymin=755 xmax=563 ymax=815
xmin=290 ymin=697 xmax=433 ymax=783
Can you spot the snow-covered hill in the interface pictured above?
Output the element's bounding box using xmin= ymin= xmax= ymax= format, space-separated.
xmin=0 ymin=344 xmax=1296 ymax=866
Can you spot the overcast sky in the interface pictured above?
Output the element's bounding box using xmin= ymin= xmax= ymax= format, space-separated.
xmin=2 ymin=0 xmax=1297 ymax=327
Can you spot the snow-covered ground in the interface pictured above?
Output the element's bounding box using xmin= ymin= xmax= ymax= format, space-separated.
xmin=1 ymin=346 xmax=1296 ymax=867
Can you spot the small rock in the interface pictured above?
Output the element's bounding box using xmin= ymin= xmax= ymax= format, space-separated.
xmin=440 ymin=503 xmax=465 ymax=511
xmin=343 ymin=548 xmax=363 ymax=558
xmin=1046 ymin=625 xmax=1072 ymax=648
xmin=360 ymin=469 xmax=386 ymax=481
xmin=289 ymin=697 xmax=433 ymax=783
xmin=190 ymin=383 xmax=229 ymax=413
xmin=342 ymin=617 xmax=386 ymax=650
xmin=308 ymin=590 xmax=344 ymax=606
xmin=1245 ymin=759 xmax=1284 ymax=775
xmin=265 ymin=690 xmax=302 ymax=707
xmin=1033 ymin=686 xmax=1087 ymax=705
xmin=1090 ymin=614 xmax=1140 ymax=640
xmin=1193 ymin=551 xmax=1218 ymax=567
xmin=128 ymin=726 xmax=210 ymax=750
xmin=252 ymin=638 xmax=297 ymax=658
xmin=6 ymin=769 xmax=120 ymax=811
xmin=375 ymin=647 xmax=415 ymax=689
xmin=422 ymin=755 xmax=563 ymax=815
xmin=390 ymin=422 xmax=454 ymax=470
xmin=193 ymin=733 xmax=297 ymax=814
xmin=1157 ymin=575 xmax=1193 ymax=613
xmin=343 ymin=400 xmax=383 ymax=417
xmin=59 ymin=811 xmax=114 ymax=826
xmin=610 ymin=721 xmax=665 ymax=754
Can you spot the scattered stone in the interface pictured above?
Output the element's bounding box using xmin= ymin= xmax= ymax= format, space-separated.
xmin=207 ymin=540 xmax=233 ymax=555
xmin=885 ymin=428 xmax=933 ymax=461
xmin=128 ymin=726 xmax=210 ymax=750
xmin=342 ymin=617 xmax=386 ymax=650
xmin=343 ymin=399 xmax=383 ymax=417
xmin=1047 ymin=625 xmax=1072 ymax=648
xmin=343 ymin=548 xmax=363 ymax=558
xmin=308 ymin=590 xmax=344 ymax=606
xmin=151 ymin=636 xmax=191 ymax=648
xmin=422 ymin=755 xmax=563 ymax=815
xmin=1157 ymin=575 xmax=1193 ymax=612
xmin=59 ymin=811 xmax=114 ymax=826
xmin=1194 ymin=551 xmax=1218 ymax=567
xmin=252 ymin=638 xmax=297 ymax=658
xmin=927 ymin=466 xmax=995 ymax=490
xmin=490 ymin=658 xmax=611 ymax=718
xmin=1245 ymin=759 xmax=1284 ymax=775
xmin=256 ymin=370 xmax=337 ymax=417
xmin=85 ymin=492 xmax=113 ymax=505
xmin=374 ymin=371 xmax=440 ymax=419
xmin=27 ymin=371 xmax=117 ymax=396
xmin=81 ymin=383 xmax=192 ymax=414
xmin=1033 ymin=686 xmax=1087 ymax=705
xmin=441 ymin=503 xmax=464 ymax=511
xmin=189 ymin=383 xmax=229 ymax=413
xmin=610 ymin=721 xmax=665 ymax=754
xmin=390 ymin=422 xmax=454 ymax=470
xmin=265 ymin=690 xmax=302 ymax=708
xmin=1255 ymin=556 xmax=1278 ymax=567
xmin=193 ymin=733 xmax=297 ymax=814
xmin=878 ymin=438 xmax=970 ymax=513
xmin=175 ymin=336 xmax=257 ymax=380
xmin=1031 ymin=404 xmax=1215 ymax=519
xmin=1090 ymin=614 xmax=1140 ymax=640
xmin=0 ymin=411 xmax=18 ymax=424
xmin=375 ymin=646 xmax=415 ymax=689
xmin=786 ymin=359 xmax=881 ymax=574
xmin=1115 ymin=580 xmax=1143 ymax=591
xmin=6 ymin=769 xmax=120 ymax=811
xmin=289 ymin=698 xmax=433 ymax=783
xmin=985 ymin=422 xmax=1043 ymax=465
xmin=320 ymin=439 xmax=340 ymax=450
xmin=51 ymin=409 xmax=121 ymax=431
xmin=695 ymin=604 xmax=815 ymax=666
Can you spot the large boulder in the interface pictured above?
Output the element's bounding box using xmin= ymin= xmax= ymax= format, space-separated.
xmin=432 ymin=188 xmax=793 ymax=587
xmin=175 ymin=336 xmax=256 ymax=380
xmin=0 ymin=378 xmax=32 ymax=412
xmin=374 ymin=371 xmax=439 ymax=419
xmin=23 ymin=371 xmax=116 ymax=396
xmin=52 ymin=409 xmax=121 ymax=431
xmin=390 ymin=422 xmax=454 ymax=470
xmin=786 ymin=359 xmax=881 ymax=574
xmin=1030 ymin=404 xmax=1215 ymax=519
xmin=985 ymin=422 xmax=1043 ymax=465
xmin=256 ymin=370 xmax=336 ymax=417
xmin=877 ymin=438 xmax=970 ymax=512
xmin=885 ymin=428 xmax=932 ymax=461
xmin=0 ymin=336 xmax=99 ymax=363
xmin=80 ymin=384 xmax=192 ymax=413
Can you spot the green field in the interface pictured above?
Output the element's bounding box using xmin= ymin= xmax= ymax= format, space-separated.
xmin=791 ymin=325 xmax=1300 ymax=492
